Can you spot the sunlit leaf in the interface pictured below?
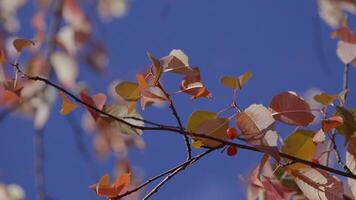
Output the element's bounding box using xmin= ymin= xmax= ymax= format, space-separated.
xmin=186 ymin=110 xmax=217 ymax=132
xmin=321 ymin=116 xmax=343 ymax=132
xmin=291 ymin=167 xmax=343 ymax=200
xmin=160 ymin=49 xmax=192 ymax=74
xmin=115 ymin=81 xmax=140 ymax=101
xmin=313 ymin=92 xmax=337 ymax=106
xmin=12 ymin=38 xmax=35 ymax=52
xmin=336 ymin=40 xmax=356 ymax=64
xmin=220 ymin=71 xmax=253 ymax=90
xmin=194 ymin=118 xmax=228 ymax=148
xmin=147 ymin=52 xmax=162 ymax=86
xmin=59 ymin=91 xmax=77 ymax=115
xmin=236 ymin=104 xmax=280 ymax=161
xmin=313 ymin=129 xmax=326 ymax=144
xmin=281 ymin=129 xmax=316 ymax=169
xmin=270 ymin=91 xmax=315 ymax=126
xmin=90 ymin=173 xmax=131 ymax=198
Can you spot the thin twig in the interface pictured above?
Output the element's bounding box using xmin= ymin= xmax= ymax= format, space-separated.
xmin=343 ymin=64 xmax=350 ymax=105
xmin=157 ymin=82 xmax=191 ymax=160
xmin=142 ymin=147 xmax=218 ymax=200
xmin=329 ymin=134 xmax=353 ymax=174
xmin=113 ymin=147 xmax=218 ymax=200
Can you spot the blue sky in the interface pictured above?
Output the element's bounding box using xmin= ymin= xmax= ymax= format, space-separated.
xmin=0 ymin=0 xmax=355 ymax=199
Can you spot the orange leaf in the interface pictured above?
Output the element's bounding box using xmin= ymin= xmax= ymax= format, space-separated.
xmin=13 ymin=38 xmax=35 ymax=53
xmin=321 ymin=116 xmax=344 ymax=132
xmin=90 ymin=173 xmax=131 ymax=198
xmin=59 ymin=91 xmax=77 ymax=115
xmin=113 ymin=172 xmax=131 ymax=189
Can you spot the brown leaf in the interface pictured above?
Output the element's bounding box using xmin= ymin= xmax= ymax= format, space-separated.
xmin=13 ymin=38 xmax=35 ymax=53
xmin=270 ymin=91 xmax=315 ymax=126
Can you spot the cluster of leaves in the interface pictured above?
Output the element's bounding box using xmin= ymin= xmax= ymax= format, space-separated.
xmin=1 ymin=1 xmax=356 ymax=200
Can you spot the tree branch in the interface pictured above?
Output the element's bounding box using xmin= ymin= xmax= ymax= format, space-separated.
xmin=157 ymin=82 xmax=192 ymax=160
xmin=113 ymin=147 xmax=218 ymax=200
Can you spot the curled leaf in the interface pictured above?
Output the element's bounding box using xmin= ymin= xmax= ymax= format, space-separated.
xmin=13 ymin=38 xmax=35 ymax=52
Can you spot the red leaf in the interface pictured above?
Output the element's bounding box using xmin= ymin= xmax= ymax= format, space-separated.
xmin=321 ymin=116 xmax=344 ymax=132
xmin=270 ymin=91 xmax=315 ymax=126
xmin=80 ymin=91 xmax=99 ymax=120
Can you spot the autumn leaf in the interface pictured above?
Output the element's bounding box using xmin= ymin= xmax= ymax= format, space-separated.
xmin=80 ymin=91 xmax=100 ymax=120
xmin=115 ymin=81 xmax=140 ymax=101
xmin=12 ymin=38 xmax=35 ymax=53
xmin=291 ymin=167 xmax=343 ymax=200
xmin=180 ymin=68 xmax=212 ymax=99
xmin=90 ymin=173 xmax=131 ymax=198
xmin=270 ymin=91 xmax=315 ymax=126
xmin=236 ymin=104 xmax=280 ymax=161
xmin=220 ymin=71 xmax=253 ymax=90
xmin=160 ymin=49 xmax=192 ymax=75
xmin=101 ymin=104 xmax=144 ymax=135
xmin=281 ymin=129 xmax=316 ymax=170
xmin=147 ymin=52 xmax=163 ymax=86
xmin=194 ymin=118 xmax=228 ymax=148
xmin=321 ymin=116 xmax=343 ymax=132
xmin=59 ymin=91 xmax=77 ymax=115
xmin=186 ymin=110 xmax=217 ymax=132
xmin=313 ymin=92 xmax=337 ymax=106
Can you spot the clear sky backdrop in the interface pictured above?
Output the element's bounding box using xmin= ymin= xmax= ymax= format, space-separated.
xmin=0 ymin=0 xmax=355 ymax=199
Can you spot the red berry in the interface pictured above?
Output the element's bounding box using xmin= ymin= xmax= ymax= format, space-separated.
xmin=226 ymin=145 xmax=237 ymax=156
xmin=226 ymin=127 xmax=238 ymax=140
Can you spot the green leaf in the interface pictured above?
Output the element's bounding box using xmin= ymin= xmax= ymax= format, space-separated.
xmin=115 ymin=81 xmax=140 ymax=101
xmin=147 ymin=52 xmax=163 ymax=86
xmin=335 ymin=106 xmax=356 ymax=143
xmin=220 ymin=71 xmax=253 ymax=90
xmin=281 ymin=129 xmax=316 ymax=169
xmin=186 ymin=110 xmax=217 ymax=132
xmin=313 ymin=93 xmax=337 ymax=106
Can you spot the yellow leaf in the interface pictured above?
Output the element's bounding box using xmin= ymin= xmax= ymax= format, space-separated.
xmin=115 ymin=81 xmax=140 ymax=101
xmin=313 ymin=93 xmax=337 ymax=106
xmin=220 ymin=71 xmax=253 ymax=90
xmin=13 ymin=38 xmax=35 ymax=53
xmin=281 ymin=129 xmax=316 ymax=170
xmin=59 ymin=91 xmax=77 ymax=115
xmin=136 ymin=74 xmax=148 ymax=90
xmin=192 ymin=139 xmax=204 ymax=149
xmin=186 ymin=110 xmax=217 ymax=132
xmin=194 ymin=118 xmax=228 ymax=148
